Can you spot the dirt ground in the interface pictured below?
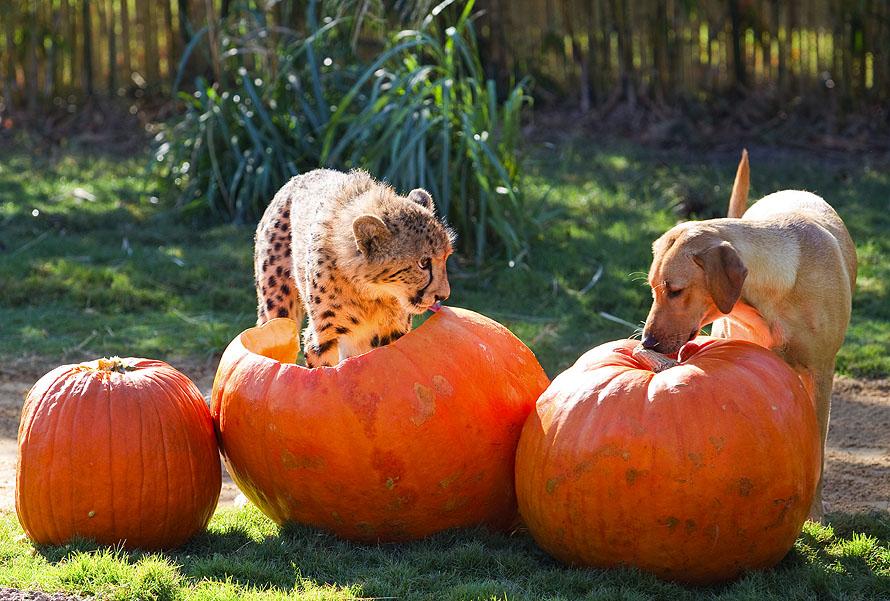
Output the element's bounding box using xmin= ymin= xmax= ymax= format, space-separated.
xmin=0 ymin=588 xmax=86 ymax=601
xmin=0 ymin=360 xmax=887 ymax=514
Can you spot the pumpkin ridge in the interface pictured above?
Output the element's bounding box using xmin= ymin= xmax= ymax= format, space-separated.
xmin=258 ymin=360 xmax=284 ymax=517
xmin=50 ymin=369 xmax=89 ymax=544
xmin=104 ymin=370 xmax=117 ymax=542
xmin=151 ymin=369 xmax=182 ymax=543
xmin=157 ymin=364 xmax=218 ymax=544
xmin=62 ymin=370 xmax=93 ymax=544
xmin=134 ymin=376 xmax=147 ymax=545
xmin=175 ymin=366 xmax=218 ymax=539
xmin=16 ymin=368 xmax=46 ymax=542
xmin=165 ymin=370 xmax=196 ymax=530
xmin=159 ymin=364 xmax=214 ymax=546
xmin=190 ymin=370 xmax=221 ymax=525
xmin=143 ymin=368 xmax=174 ymax=545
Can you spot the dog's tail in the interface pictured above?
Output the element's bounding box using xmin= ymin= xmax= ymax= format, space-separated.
xmin=727 ymin=149 xmax=749 ymax=218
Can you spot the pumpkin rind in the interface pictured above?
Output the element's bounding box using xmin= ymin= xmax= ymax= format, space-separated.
xmin=16 ymin=358 xmax=221 ymax=550
xmin=515 ymin=337 xmax=820 ymax=585
xmin=211 ymin=306 xmax=549 ymax=542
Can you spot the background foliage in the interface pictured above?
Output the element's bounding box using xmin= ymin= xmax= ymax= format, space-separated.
xmin=3 ymin=1 xmax=889 ymax=111
xmin=153 ymin=0 xmax=530 ymax=262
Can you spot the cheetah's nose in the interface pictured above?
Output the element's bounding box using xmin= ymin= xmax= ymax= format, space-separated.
xmin=434 ymin=293 xmax=448 ymax=303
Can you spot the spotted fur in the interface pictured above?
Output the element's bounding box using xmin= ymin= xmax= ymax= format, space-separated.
xmin=254 ymin=169 xmax=454 ymax=367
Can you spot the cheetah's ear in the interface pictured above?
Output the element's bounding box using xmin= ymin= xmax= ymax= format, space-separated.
xmin=407 ymin=188 xmax=434 ymax=211
xmin=353 ymin=214 xmax=391 ymax=258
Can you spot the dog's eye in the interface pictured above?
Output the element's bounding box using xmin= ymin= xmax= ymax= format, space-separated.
xmin=418 ymin=257 xmax=431 ymax=270
xmin=667 ymin=288 xmax=684 ymax=299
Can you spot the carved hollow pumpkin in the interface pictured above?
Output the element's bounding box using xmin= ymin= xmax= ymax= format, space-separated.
xmin=515 ymin=337 xmax=819 ymax=585
xmin=211 ymin=306 xmax=549 ymax=542
xmin=16 ymin=358 xmax=221 ymax=550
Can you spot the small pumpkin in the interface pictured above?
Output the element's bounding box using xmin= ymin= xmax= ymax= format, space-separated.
xmin=17 ymin=357 xmax=221 ymax=550
xmin=211 ymin=306 xmax=549 ymax=542
xmin=515 ymin=337 xmax=819 ymax=584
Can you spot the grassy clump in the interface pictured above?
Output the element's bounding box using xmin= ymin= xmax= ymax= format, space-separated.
xmin=0 ymin=507 xmax=887 ymax=600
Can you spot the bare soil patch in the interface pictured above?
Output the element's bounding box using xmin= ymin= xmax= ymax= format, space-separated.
xmin=823 ymin=377 xmax=890 ymax=513
xmin=0 ymin=588 xmax=85 ymax=601
xmin=0 ymin=361 xmax=887 ymax=513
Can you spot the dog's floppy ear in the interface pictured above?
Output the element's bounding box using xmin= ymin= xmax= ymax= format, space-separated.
xmin=353 ymin=214 xmax=391 ymax=258
xmin=693 ymin=242 xmax=748 ymax=313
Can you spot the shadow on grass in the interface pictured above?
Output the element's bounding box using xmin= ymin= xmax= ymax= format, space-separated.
xmin=27 ymin=508 xmax=888 ymax=600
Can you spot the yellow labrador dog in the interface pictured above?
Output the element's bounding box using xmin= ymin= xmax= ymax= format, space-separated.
xmin=641 ymin=151 xmax=857 ymax=520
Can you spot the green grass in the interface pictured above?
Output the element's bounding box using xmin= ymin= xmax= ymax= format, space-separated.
xmin=0 ymin=144 xmax=257 ymax=363
xmin=3 ymin=138 xmax=887 ymax=376
xmin=0 ymin=507 xmax=887 ymax=600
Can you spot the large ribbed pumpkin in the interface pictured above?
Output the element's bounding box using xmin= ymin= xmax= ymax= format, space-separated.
xmin=17 ymin=358 xmax=221 ymax=550
xmin=211 ymin=306 xmax=549 ymax=542
xmin=515 ymin=337 xmax=819 ymax=585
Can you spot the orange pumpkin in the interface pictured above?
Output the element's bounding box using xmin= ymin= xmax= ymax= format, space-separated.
xmin=515 ymin=337 xmax=819 ymax=584
xmin=211 ymin=306 xmax=549 ymax=542
xmin=17 ymin=358 xmax=221 ymax=550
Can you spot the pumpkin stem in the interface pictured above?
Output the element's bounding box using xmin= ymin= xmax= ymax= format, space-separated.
xmin=632 ymin=346 xmax=680 ymax=373
xmin=96 ymin=356 xmax=130 ymax=374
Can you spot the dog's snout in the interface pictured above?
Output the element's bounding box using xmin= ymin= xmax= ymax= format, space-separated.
xmin=641 ymin=334 xmax=659 ymax=350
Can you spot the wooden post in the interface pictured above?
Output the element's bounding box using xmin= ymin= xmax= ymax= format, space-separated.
xmin=728 ymin=0 xmax=746 ymax=88
xmin=82 ymin=0 xmax=94 ymax=97
xmin=120 ymin=0 xmax=132 ymax=80
xmin=178 ymin=0 xmax=191 ymax=46
xmin=3 ymin=8 xmax=16 ymax=110
xmin=27 ymin=0 xmax=39 ymax=110
xmin=107 ymin=0 xmax=116 ymax=94
xmin=609 ymin=0 xmax=635 ymax=104
xmin=162 ymin=0 xmax=176 ymax=82
xmin=774 ymin=0 xmax=785 ymax=96
xmin=789 ymin=0 xmax=800 ymax=95
xmin=141 ymin=0 xmax=160 ymax=85
xmin=653 ymin=0 xmax=669 ymax=102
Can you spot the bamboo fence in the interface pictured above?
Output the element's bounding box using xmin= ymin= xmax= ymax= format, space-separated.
xmin=1 ymin=1 xmax=887 ymax=112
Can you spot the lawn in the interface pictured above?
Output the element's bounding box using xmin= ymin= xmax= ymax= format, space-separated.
xmin=1 ymin=134 xmax=888 ymax=599
xmin=0 ymin=507 xmax=887 ymax=601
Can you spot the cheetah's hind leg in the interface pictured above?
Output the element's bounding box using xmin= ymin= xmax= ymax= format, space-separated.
xmin=254 ymin=198 xmax=303 ymax=327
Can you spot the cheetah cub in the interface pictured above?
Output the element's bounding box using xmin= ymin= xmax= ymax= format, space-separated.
xmin=254 ymin=169 xmax=454 ymax=367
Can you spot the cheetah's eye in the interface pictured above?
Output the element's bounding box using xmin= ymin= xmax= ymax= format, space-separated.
xmin=418 ymin=257 xmax=431 ymax=270
xmin=667 ymin=288 xmax=684 ymax=299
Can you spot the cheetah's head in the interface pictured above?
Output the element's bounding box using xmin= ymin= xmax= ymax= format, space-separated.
xmin=352 ymin=188 xmax=455 ymax=313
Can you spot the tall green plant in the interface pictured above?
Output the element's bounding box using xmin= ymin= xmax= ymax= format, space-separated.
xmin=154 ymin=3 xmax=354 ymax=223
xmin=154 ymin=0 xmax=532 ymax=262
xmin=322 ymin=0 xmax=531 ymax=262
